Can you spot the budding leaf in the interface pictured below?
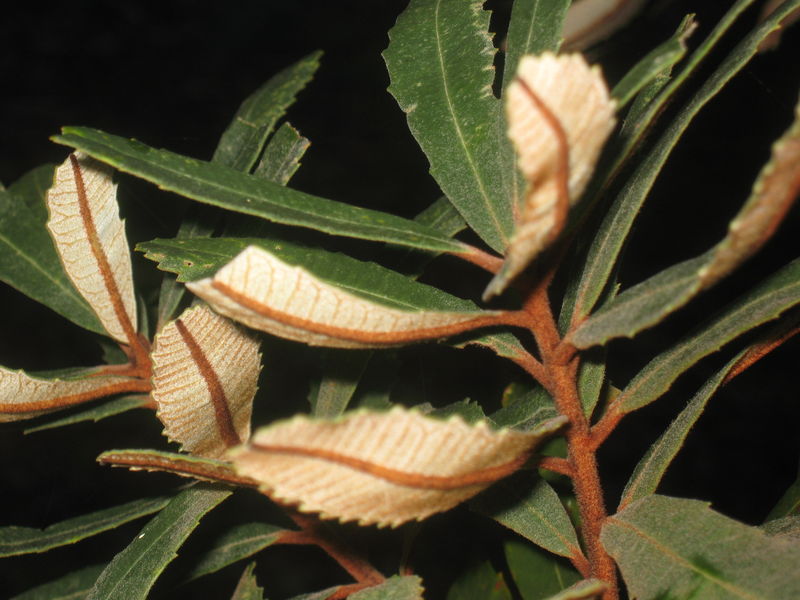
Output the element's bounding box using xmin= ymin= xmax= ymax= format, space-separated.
xmin=46 ymin=152 xmax=137 ymax=343
xmin=152 ymin=305 xmax=262 ymax=458
xmin=188 ymin=245 xmax=501 ymax=348
xmin=229 ymin=407 xmax=566 ymax=527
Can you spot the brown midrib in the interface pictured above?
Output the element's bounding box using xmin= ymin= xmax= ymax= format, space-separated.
xmin=248 ymin=443 xmax=532 ymax=490
xmin=212 ymin=281 xmax=505 ymax=345
xmin=0 ymin=379 xmax=150 ymax=413
xmin=174 ymin=319 xmax=241 ymax=448
xmin=70 ymin=155 xmax=138 ymax=345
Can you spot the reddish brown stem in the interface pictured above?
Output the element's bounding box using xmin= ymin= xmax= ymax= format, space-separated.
xmin=451 ymin=244 xmax=504 ymax=274
xmin=279 ymin=511 xmax=385 ymax=590
xmin=536 ymin=456 xmax=574 ymax=477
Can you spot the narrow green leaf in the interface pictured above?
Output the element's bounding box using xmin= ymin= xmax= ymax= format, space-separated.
xmin=505 ymin=539 xmax=580 ymax=600
xmin=491 ymin=387 xmax=557 ymax=431
xmin=351 ymin=576 xmax=425 ymax=600
xmin=569 ymin=0 xmax=796 ymax=323
xmin=602 ymin=495 xmax=800 ymax=599
xmin=502 ymin=0 xmax=569 ymax=91
xmin=384 ymin=0 xmax=512 ymax=252
xmin=213 ymin=52 xmax=320 ymax=172
xmin=88 ymin=485 xmax=231 ymax=600
xmin=429 ymin=398 xmax=486 ymax=424
xmin=619 ymin=352 xmax=742 ymax=509
xmin=23 ymin=394 xmax=150 ymax=434
xmin=186 ymin=522 xmax=285 ymax=581
xmin=447 ymin=561 xmax=512 ymax=600
xmin=542 ymin=579 xmax=606 ymax=600
xmin=610 ymin=15 xmax=696 ymax=109
xmin=571 ymin=92 xmax=800 ymax=348
xmin=139 ymin=237 xmax=477 ymax=312
xmin=0 ymin=496 xmax=170 ymax=557
xmin=615 ymin=258 xmax=800 ymax=414
xmin=53 ymin=127 xmax=464 ymax=254
xmin=229 ymin=562 xmax=264 ymax=600
xmin=308 ymin=350 xmax=371 ymax=418
xmin=0 ymin=166 xmax=105 ymax=335
xmin=472 ymin=475 xmax=581 ymax=558
xmin=766 ymin=462 xmax=800 ymax=522
xmin=10 ymin=564 xmax=105 ymax=600
xmin=253 ymin=122 xmax=310 ymax=185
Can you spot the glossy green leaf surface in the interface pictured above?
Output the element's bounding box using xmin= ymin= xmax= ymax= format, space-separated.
xmin=569 ymin=0 xmax=796 ymax=324
xmin=88 ymin=485 xmax=230 ymax=600
xmin=0 ymin=165 xmax=105 ymax=335
xmin=610 ymin=15 xmax=695 ymax=109
xmin=0 ymin=496 xmax=170 ymax=557
xmin=23 ymin=394 xmax=151 ymax=434
xmin=472 ymin=475 xmax=581 ymax=558
xmin=505 ymin=539 xmax=580 ymax=600
xmin=615 ymin=258 xmax=800 ymax=413
xmin=186 ymin=522 xmax=285 ymax=581
xmin=491 ymin=387 xmax=558 ymax=431
xmin=229 ymin=562 xmax=264 ymax=600
xmin=602 ymin=495 xmax=800 ymax=599
xmin=384 ymin=0 xmax=512 ymax=252
xmin=213 ymin=52 xmax=320 ymax=172
xmin=53 ymin=127 xmax=464 ymax=253
xmin=11 ymin=564 xmax=105 ymax=600
xmin=351 ymin=576 xmax=425 ymax=600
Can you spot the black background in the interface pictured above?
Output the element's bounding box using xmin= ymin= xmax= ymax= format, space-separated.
xmin=1 ymin=1 xmax=799 ymax=598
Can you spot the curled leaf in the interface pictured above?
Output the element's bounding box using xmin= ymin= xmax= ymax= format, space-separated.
xmin=485 ymin=53 xmax=616 ymax=299
xmin=151 ymin=305 xmax=261 ymax=458
xmin=0 ymin=367 xmax=148 ymax=422
xmin=229 ymin=407 xmax=566 ymax=527
xmin=46 ymin=152 xmax=137 ymax=344
xmin=188 ymin=245 xmax=502 ymax=348
xmin=563 ymin=0 xmax=647 ymax=50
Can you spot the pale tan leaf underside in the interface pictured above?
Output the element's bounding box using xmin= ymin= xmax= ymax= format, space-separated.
xmin=0 ymin=367 xmax=144 ymax=422
xmin=563 ymin=0 xmax=647 ymax=51
xmin=187 ymin=245 xmax=501 ymax=349
xmin=152 ymin=305 xmax=262 ymax=458
xmin=46 ymin=152 xmax=137 ymax=344
xmin=230 ymin=407 xmax=566 ymax=527
xmin=485 ymin=53 xmax=616 ymax=299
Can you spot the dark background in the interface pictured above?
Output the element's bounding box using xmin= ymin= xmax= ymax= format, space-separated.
xmin=1 ymin=1 xmax=799 ymax=598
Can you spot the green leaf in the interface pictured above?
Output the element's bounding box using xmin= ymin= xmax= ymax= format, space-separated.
xmin=766 ymin=462 xmax=800 ymax=522
xmin=229 ymin=562 xmax=264 ymax=600
xmin=602 ymin=495 xmax=800 ymax=599
xmin=384 ymin=0 xmax=512 ymax=252
xmin=571 ymin=91 xmax=800 ymax=348
xmin=568 ymin=0 xmax=795 ymax=324
xmin=446 ymin=560 xmax=512 ymax=600
xmin=0 ymin=166 xmax=105 ymax=335
xmin=501 ymin=0 xmax=569 ymax=91
xmin=610 ymin=15 xmax=696 ymax=109
xmin=761 ymin=516 xmax=800 ymax=542
xmin=139 ymin=237 xmax=477 ymax=313
xmin=0 ymin=496 xmax=170 ymax=557
xmin=88 ymin=485 xmax=231 ymax=600
xmin=614 ymin=258 xmax=800 ymax=414
xmin=308 ymin=350 xmax=371 ymax=419
xmin=541 ymin=579 xmax=606 ymax=600
xmin=505 ymin=539 xmax=581 ymax=600
xmin=53 ymin=127 xmax=464 ymax=254
xmin=213 ymin=52 xmax=320 ymax=172
xmin=471 ymin=475 xmax=581 ymax=559
xmin=350 ymin=576 xmax=425 ymax=600
xmin=429 ymin=398 xmax=486 ymax=424
xmin=186 ymin=522 xmax=285 ymax=581
xmin=253 ymin=122 xmax=310 ymax=185
xmin=23 ymin=394 xmax=151 ymax=434
xmin=619 ymin=352 xmax=741 ymax=509
xmin=490 ymin=387 xmax=557 ymax=431
xmin=10 ymin=564 xmax=105 ymax=600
